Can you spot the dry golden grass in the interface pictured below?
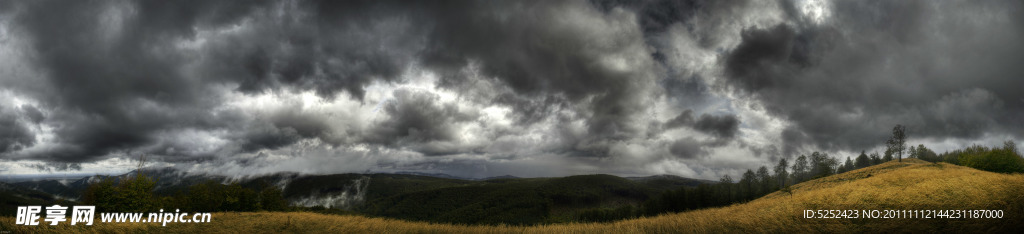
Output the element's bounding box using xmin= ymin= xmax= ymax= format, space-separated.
xmin=3 ymin=159 xmax=1022 ymax=233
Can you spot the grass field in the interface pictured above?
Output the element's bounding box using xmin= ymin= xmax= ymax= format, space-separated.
xmin=3 ymin=159 xmax=1022 ymax=233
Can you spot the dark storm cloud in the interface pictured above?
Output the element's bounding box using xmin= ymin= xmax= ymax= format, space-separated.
xmin=202 ymin=0 xmax=422 ymax=100
xmin=693 ymin=114 xmax=739 ymax=139
xmin=665 ymin=109 xmax=740 ymax=139
xmin=669 ymin=137 xmax=705 ymax=159
xmin=590 ymin=0 xmax=752 ymax=44
xmin=3 ymin=0 xmax=671 ymax=164
xmin=2 ymin=0 xmax=278 ymax=162
xmin=367 ymin=89 xmax=478 ymax=155
xmin=235 ymin=107 xmax=339 ymax=153
xmin=25 ymin=162 xmax=82 ymax=173
xmin=1 ymin=0 xmax=1020 ymax=179
xmin=721 ymin=0 xmax=1024 ymax=154
xmin=724 ymin=24 xmax=800 ymax=92
xmin=1 ymin=0 xmax=428 ymax=162
xmin=0 ymin=105 xmax=35 ymax=153
xmin=591 ymin=0 xmax=751 ymax=104
xmin=20 ymin=105 xmax=44 ymax=124
xmin=665 ymin=109 xmax=695 ymax=129
xmin=238 ymin=123 xmax=305 ymax=153
xmin=420 ymin=0 xmax=659 ymax=142
xmin=591 ymin=0 xmax=703 ymax=34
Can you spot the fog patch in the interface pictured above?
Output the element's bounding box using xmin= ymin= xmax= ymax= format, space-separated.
xmin=290 ymin=176 xmax=370 ymax=209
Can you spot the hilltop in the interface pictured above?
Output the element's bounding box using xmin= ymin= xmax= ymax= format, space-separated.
xmin=3 ymin=158 xmax=1021 ymax=232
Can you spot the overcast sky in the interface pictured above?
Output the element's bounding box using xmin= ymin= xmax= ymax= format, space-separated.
xmin=1 ymin=0 xmax=1022 ymax=179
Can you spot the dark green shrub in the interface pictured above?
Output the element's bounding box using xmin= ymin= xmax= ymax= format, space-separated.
xmin=961 ymin=148 xmax=1024 ymax=173
xmin=81 ymin=174 xmax=158 ymax=213
xmin=940 ymin=142 xmax=1024 ymax=174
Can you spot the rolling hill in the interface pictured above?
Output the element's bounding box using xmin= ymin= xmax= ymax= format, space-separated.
xmin=360 ymin=174 xmax=673 ymax=224
xmin=277 ymin=173 xmax=711 ymax=224
xmin=3 ymin=158 xmax=1021 ymax=232
xmin=0 ymin=182 xmax=71 ymax=216
xmin=0 ymin=169 xmax=712 ymax=224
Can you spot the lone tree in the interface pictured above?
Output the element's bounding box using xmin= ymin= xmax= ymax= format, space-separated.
xmin=886 ymin=124 xmax=907 ymax=162
xmin=855 ymin=151 xmax=871 ymax=169
xmin=791 ymin=155 xmax=809 ymax=183
xmin=774 ymin=158 xmax=789 ymax=189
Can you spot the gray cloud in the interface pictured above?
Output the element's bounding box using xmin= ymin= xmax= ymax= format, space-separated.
xmin=2 ymin=0 xmax=272 ymax=162
xmin=367 ymin=89 xmax=479 ymax=155
xmin=1 ymin=0 xmax=425 ymax=162
xmin=669 ymin=137 xmax=705 ymax=159
xmin=693 ymin=113 xmax=740 ymax=139
xmin=200 ymin=0 xmax=422 ymax=100
xmin=665 ymin=109 xmax=740 ymax=139
xmin=0 ymin=105 xmax=35 ymax=153
xmin=723 ymin=24 xmax=803 ymax=92
xmin=421 ymin=0 xmax=661 ymax=143
xmin=2 ymin=0 xmax=665 ymax=163
xmin=0 ymin=0 xmax=1020 ymax=178
xmin=25 ymin=162 xmax=82 ymax=173
xmin=665 ymin=109 xmax=696 ymax=129
xmin=20 ymin=105 xmax=44 ymax=124
xmin=720 ymin=0 xmax=1024 ymax=154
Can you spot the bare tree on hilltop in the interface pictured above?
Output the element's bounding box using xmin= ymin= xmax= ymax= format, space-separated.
xmin=886 ymin=124 xmax=907 ymax=162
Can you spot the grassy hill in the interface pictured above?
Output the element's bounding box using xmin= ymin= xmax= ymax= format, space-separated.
xmin=3 ymin=158 xmax=1022 ymax=232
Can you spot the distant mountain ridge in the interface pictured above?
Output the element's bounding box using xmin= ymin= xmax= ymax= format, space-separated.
xmin=391 ymin=171 xmax=522 ymax=181
xmin=625 ymin=174 xmax=718 ymax=188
